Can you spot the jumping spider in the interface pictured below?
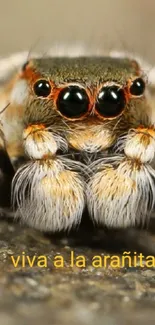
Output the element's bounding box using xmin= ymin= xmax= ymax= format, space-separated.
xmin=0 ymin=50 xmax=155 ymax=233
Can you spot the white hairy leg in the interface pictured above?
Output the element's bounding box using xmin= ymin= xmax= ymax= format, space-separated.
xmin=87 ymin=126 xmax=155 ymax=228
xmin=12 ymin=124 xmax=86 ymax=232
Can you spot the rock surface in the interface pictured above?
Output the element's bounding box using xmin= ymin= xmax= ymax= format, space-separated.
xmin=0 ymin=219 xmax=155 ymax=325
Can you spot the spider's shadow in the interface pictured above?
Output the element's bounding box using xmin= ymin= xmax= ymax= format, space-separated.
xmin=45 ymin=210 xmax=155 ymax=255
xmin=1 ymin=208 xmax=155 ymax=255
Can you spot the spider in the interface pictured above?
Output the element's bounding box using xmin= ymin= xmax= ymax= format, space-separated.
xmin=0 ymin=50 xmax=155 ymax=232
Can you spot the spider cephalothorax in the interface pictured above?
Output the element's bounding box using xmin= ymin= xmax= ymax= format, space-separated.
xmin=0 ymin=54 xmax=154 ymax=231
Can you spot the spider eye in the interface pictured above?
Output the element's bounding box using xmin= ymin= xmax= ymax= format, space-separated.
xmin=33 ymin=80 xmax=51 ymax=97
xmin=96 ymin=86 xmax=126 ymax=118
xmin=56 ymin=86 xmax=89 ymax=119
xmin=130 ymin=78 xmax=145 ymax=96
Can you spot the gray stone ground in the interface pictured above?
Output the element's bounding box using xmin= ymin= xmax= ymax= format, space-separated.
xmin=0 ymin=217 xmax=155 ymax=325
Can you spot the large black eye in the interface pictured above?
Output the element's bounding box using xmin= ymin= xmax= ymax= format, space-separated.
xmin=130 ymin=78 xmax=145 ymax=96
xmin=96 ymin=86 xmax=126 ymax=118
xmin=56 ymin=86 xmax=89 ymax=119
xmin=33 ymin=80 xmax=51 ymax=97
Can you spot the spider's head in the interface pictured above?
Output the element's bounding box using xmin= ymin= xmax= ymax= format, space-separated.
xmin=11 ymin=56 xmax=148 ymax=152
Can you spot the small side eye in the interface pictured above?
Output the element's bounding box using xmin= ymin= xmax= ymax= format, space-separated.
xmin=33 ymin=79 xmax=51 ymax=97
xmin=129 ymin=78 xmax=145 ymax=96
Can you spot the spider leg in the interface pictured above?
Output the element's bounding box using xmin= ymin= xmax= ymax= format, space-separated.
xmin=87 ymin=126 xmax=155 ymax=228
xmin=0 ymin=125 xmax=14 ymax=208
xmin=12 ymin=124 xmax=86 ymax=232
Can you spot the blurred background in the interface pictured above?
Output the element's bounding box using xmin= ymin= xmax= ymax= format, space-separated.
xmin=0 ymin=0 xmax=155 ymax=63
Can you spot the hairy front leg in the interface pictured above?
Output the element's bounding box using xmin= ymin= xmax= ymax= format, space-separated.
xmin=12 ymin=124 xmax=86 ymax=232
xmin=87 ymin=126 xmax=155 ymax=228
